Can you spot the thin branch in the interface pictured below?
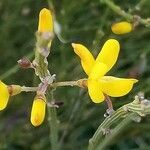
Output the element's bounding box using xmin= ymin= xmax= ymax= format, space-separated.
xmin=100 ymin=0 xmax=150 ymax=27
xmin=20 ymin=79 xmax=87 ymax=92
xmin=104 ymin=94 xmax=114 ymax=111
xmin=51 ymin=81 xmax=78 ymax=87
xmin=21 ymin=86 xmax=38 ymax=92
xmin=50 ymin=79 xmax=87 ymax=88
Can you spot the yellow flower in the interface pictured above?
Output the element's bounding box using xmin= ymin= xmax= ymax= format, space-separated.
xmin=38 ymin=8 xmax=53 ymax=32
xmin=0 ymin=81 xmax=22 ymax=110
xmin=0 ymin=81 xmax=9 ymax=110
xmin=111 ymin=21 xmax=132 ymax=34
xmin=30 ymin=96 xmax=46 ymax=127
xmin=72 ymin=39 xmax=138 ymax=103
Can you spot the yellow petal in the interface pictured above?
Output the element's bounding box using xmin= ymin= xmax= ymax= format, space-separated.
xmin=88 ymin=79 xmax=104 ymax=103
xmin=38 ymin=8 xmax=53 ymax=32
xmin=0 ymin=81 xmax=9 ymax=110
xmin=89 ymin=61 xmax=107 ymax=80
xmin=111 ymin=21 xmax=133 ymax=34
xmin=72 ymin=43 xmax=95 ymax=75
xmin=100 ymin=76 xmax=138 ymax=97
xmin=31 ymin=98 xmax=46 ymax=127
xmin=96 ymin=39 xmax=120 ymax=73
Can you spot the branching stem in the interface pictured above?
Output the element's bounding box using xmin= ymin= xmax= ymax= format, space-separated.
xmin=100 ymin=0 xmax=150 ymax=27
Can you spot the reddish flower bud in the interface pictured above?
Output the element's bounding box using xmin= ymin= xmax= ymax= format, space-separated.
xmin=17 ymin=57 xmax=32 ymax=69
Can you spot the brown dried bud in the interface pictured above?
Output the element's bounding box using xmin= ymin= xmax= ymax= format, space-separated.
xmin=7 ymin=85 xmax=22 ymax=96
xmin=17 ymin=57 xmax=32 ymax=69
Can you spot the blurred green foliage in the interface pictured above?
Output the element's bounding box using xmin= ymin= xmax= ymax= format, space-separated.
xmin=0 ymin=0 xmax=150 ymax=149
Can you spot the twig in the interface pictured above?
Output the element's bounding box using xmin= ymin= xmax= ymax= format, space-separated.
xmin=21 ymin=86 xmax=38 ymax=92
xmin=100 ymin=0 xmax=150 ymax=27
xmin=135 ymin=0 xmax=148 ymax=11
xmin=51 ymin=81 xmax=78 ymax=87
xmin=50 ymin=79 xmax=87 ymax=88
xmin=20 ymin=79 xmax=87 ymax=92
xmin=104 ymin=94 xmax=113 ymax=110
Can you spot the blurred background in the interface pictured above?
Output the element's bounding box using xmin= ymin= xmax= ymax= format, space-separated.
xmin=0 ymin=0 xmax=150 ymax=149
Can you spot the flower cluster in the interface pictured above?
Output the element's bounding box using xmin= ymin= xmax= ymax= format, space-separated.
xmin=0 ymin=7 xmax=138 ymax=127
xmin=0 ymin=8 xmax=53 ymax=127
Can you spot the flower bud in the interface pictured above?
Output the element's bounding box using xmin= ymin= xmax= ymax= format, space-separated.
xmin=17 ymin=57 xmax=32 ymax=69
xmin=30 ymin=95 xmax=46 ymax=127
xmin=111 ymin=21 xmax=132 ymax=34
xmin=38 ymin=8 xmax=53 ymax=33
xmin=0 ymin=81 xmax=10 ymax=110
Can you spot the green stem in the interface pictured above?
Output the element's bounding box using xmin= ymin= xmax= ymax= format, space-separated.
xmin=96 ymin=113 xmax=136 ymax=150
xmin=34 ymin=31 xmax=59 ymax=150
xmin=47 ymin=89 xmax=59 ymax=150
xmin=21 ymin=86 xmax=38 ymax=92
xmin=88 ymin=108 xmax=127 ymax=150
xmin=135 ymin=0 xmax=148 ymax=10
xmin=20 ymin=79 xmax=87 ymax=92
xmin=50 ymin=79 xmax=86 ymax=88
xmin=88 ymin=96 xmax=150 ymax=150
xmin=100 ymin=0 xmax=150 ymax=27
